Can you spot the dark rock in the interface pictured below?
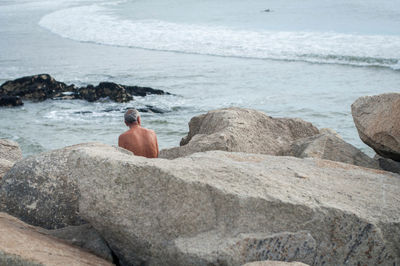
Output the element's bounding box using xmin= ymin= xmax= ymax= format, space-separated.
xmin=73 ymin=111 xmax=93 ymax=115
xmin=0 ymin=95 xmax=23 ymax=107
xmin=0 ymin=74 xmax=73 ymax=102
xmin=137 ymin=105 xmax=167 ymax=114
xmin=77 ymin=82 xmax=133 ymax=103
xmin=374 ymin=154 xmax=400 ymax=174
xmin=124 ymin=85 xmax=169 ymax=97
xmin=0 ymin=74 xmax=170 ymax=104
xmin=43 ymin=224 xmax=114 ymax=262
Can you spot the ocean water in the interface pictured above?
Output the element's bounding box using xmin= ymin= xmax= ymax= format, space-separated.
xmin=0 ymin=0 xmax=399 ymax=157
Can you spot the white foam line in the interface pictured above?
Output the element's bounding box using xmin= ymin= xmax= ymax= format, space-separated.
xmin=39 ymin=4 xmax=400 ymax=69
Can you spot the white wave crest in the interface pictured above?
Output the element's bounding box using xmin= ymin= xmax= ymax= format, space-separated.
xmin=39 ymin=4 xmax=400 ymax=69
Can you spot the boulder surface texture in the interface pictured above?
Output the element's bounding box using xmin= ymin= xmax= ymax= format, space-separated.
xmin=243 ymin=261 xmax=308 ymax=266
xmin=0 ymin=142 xmax=132 ymax=229
xmin=64 ymin=144 xmax=399 ymax=266
xmin=0 ymin=139 xmax=22 ymax=179
xmin=160 ymin=108 xmax=319 ymax=159
xmin=284 ymin=132 xmax=380 ymax=170
xmin=352 ymin=93 xmax=400 ymax=161
xmin=0 ymin=212 xmax=112 ymax=266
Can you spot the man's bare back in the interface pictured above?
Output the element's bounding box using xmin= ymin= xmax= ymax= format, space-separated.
xmin=118 ymin=109 xmax=159 ymax=158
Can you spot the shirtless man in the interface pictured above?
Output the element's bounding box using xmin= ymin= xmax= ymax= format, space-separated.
xmin=118 ymin=109 xmax=159 ymax=158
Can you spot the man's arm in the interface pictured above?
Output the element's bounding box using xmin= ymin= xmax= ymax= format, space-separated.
xmin=118 ymin=134 xmax=125 ymax=149
xmin=155 ymin=136 xmax=159 ymax=158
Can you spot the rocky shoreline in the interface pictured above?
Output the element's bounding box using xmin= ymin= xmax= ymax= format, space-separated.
xmin=0 ymin=74 xmax=170 ymax=106
xmin=0 ymin=92 xmax=399 ymax=265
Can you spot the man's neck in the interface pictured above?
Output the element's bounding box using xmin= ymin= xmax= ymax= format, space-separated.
xmin=128 ymin=123 xmax=140 ymax=129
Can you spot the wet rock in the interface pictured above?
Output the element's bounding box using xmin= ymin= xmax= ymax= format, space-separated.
xmin=137 ymin=105 xmax=167 ymax=113
xmin=160 ymin=107 xmax=319 ymax=159
xmin=0 ymin=74 xmax=170 ymax=104
xmin=77 ymin=82 xmax=133 ymax=103
xmin=0 ymin=142 xmax=132 ymax=229
xmin=125 ymin=85 xmax=169 ymax=96
xmin=283 ymin=131 xmax=380 ymax=170
xmin=0 ymin=74 xmax=73 ymax=102
xmin=0 ymin=212 xmax=112 ymax=266
xmin=352 ymin=93 xmax=400 ymax=161
xmin=0 ymin=95 xmax=23 ymax=107
xmin=70 ymin=144 xmax=399 ymax=265
xmin=0 ymin=139 xmax=22 ymax=180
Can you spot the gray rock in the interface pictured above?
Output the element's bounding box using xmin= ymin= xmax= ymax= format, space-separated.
xmin=0 ymin=158 xmax=14 ymax=181
xmin=68 ymin=144 xmax=399 ymax=265
xmin=351 ymin=93 xmax=400 ymax=161
xmin=374 ymin=154 xmax=400 ymax=174
xmin=243 ymin=261 xmax=308 ymax=266
xmin=0 ymin=139 xmax=22 ymax=179
xmin=284 ymin=132 xmax=380 ymax=169
xmin=0 ymin=212 xmax=112 ymax=266
xmin=160 ymin=108 xmax=319 ymax=159
xmin=0 ymin=142 xmax=132 ymax=229
xmin=42 ymin=224 xmax=113 ymax=262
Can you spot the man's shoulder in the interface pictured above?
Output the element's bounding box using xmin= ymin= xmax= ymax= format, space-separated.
xmin=141 ymin=127 xmax=156 ymax=135
xmin=119 ymin=130 xmax=131 ymax=139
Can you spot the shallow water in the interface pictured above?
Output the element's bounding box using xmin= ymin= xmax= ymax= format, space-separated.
xmin=1 ymin=0 xmax=399 ymax=157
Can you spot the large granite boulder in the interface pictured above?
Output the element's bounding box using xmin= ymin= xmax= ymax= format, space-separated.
xmin=0 ymin=139 xmax=22 ymax=179
xmin=68 ymin=144 xmax=399 ymax=265
xmin=0 ymin=212 xmax=112 ymax=266
xmin=283 ymin=131 xmax=380 ymax=169
xmin=0 ymin=74 xmax=74 ymax=101
xmin=160 ymin=108 xmax=319 ymax=159
xmin=352 ymin=93 xmax=400 ymax=161
xmin=0 ymin=142 xmax=132 ymax=229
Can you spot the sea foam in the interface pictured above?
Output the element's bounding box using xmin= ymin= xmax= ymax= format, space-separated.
xmin=39 ymin=4 xmax=400 ymax=69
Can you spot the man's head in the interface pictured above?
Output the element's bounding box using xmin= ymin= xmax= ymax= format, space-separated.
xmin=124 ymin=108 xmax=140 ymax=126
